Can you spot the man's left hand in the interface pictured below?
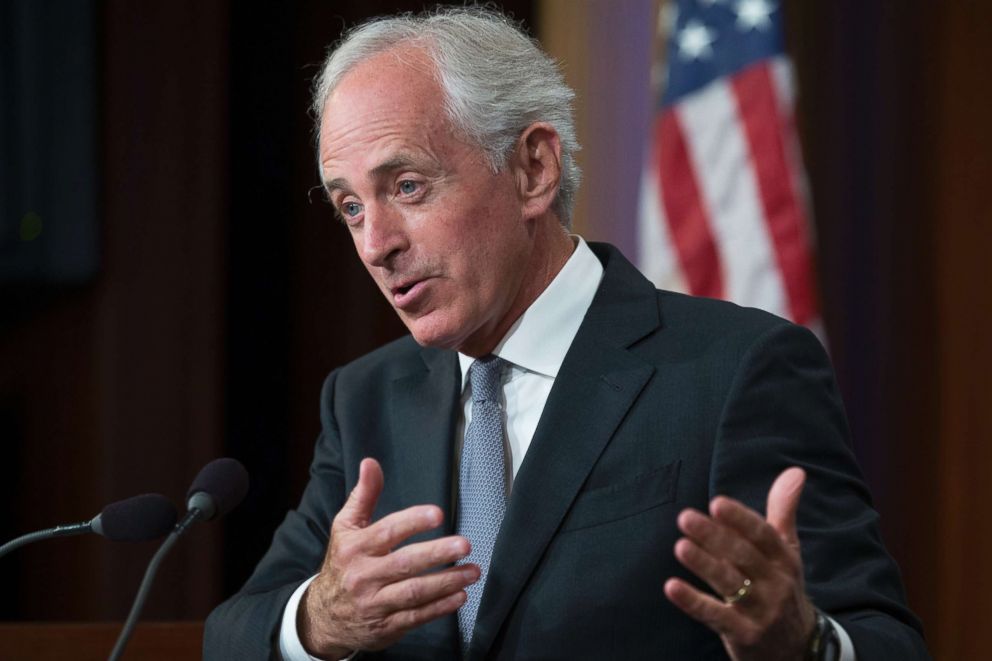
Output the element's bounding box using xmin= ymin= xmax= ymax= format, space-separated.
xmin=664 ymin=467 xmax=817 ymax=661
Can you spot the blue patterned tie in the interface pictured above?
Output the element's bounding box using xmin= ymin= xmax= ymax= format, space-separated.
xmin=457 ymin=355 xmax=508 ymax=648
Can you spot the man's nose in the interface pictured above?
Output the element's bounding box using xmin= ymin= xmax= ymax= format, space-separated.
xmin=359 ymin=203 xmax=409 ymax=268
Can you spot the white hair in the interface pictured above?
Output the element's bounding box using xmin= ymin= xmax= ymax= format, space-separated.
xmin=312 ymin=6 xmax=582 ymax=227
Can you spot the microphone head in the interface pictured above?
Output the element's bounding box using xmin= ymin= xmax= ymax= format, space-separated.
xmin=186 ymin=458 xmax=249 ymax=521
xmin=93 ymin=493 xmax=178 ymax=541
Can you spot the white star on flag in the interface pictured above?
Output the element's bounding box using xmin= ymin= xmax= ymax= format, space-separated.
xmin=735 ymin=0 xmax=775 ymax=31
xmin=677 ymin=20 xmax=717 ymax=61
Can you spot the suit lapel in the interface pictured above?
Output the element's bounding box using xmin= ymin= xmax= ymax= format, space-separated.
xmin=387 ymin=346 xmax=462 ymax=655
xmin=388 ymin=347 xmax=461 ymax=533
xmin=470 ymin=244 xmax=663 ymax=658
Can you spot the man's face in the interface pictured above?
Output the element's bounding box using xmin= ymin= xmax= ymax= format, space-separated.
xmin=319 ymin=47 xmax=537 ymax=355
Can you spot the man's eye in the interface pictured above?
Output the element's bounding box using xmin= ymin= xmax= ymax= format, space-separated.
xmin=342 ymin=201 xmax=363 ymax=218
xmin=398 ymin=180 xmax=419 ymax=195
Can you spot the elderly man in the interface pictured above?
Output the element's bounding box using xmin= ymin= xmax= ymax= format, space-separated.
xmin=204 ymin=8 xmax=927 ymax=660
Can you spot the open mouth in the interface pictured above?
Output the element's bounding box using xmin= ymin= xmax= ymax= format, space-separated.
xmin=391 ymin=278 xmax=430 ymax=308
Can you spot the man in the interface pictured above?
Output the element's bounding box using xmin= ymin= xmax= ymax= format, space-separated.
xmin=204 ymin=8 xmax=928 ymax=660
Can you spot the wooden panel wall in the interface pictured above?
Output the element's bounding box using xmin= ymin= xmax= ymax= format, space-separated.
xmin=0 ymin=0 xmax=228 ymax=620
xmin=933 ymin=3 xmax=992 ymax=658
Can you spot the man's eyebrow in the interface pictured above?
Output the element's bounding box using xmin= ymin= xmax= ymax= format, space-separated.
xmin=323 ymin=177 xmax=350 ymax=196
xmin=370 ymin=155 xmax=421 ymax=179
xmin=322 ymin=155 xmax=438 ymax=195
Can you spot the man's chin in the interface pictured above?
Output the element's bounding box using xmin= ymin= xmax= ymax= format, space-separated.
xmin=409 ymin=333 xmax=465 ymax=352
xmin=402 ymin=311 xmax=498 ymax=356
xmin=408 ymin=324 xmax=503 ymax=358
xmin=403 ymin=315 xmax=465 ymax=351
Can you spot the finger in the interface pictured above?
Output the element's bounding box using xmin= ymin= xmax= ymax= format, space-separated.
xmin=709 ymin=496 xmax=788 ymax=561
xmin=766 ymin=467 xmax=806 ymax=545
xmin=664 ymin=577 xmax=750 ymax=636
xmin=375 ymin=535 xmax=471 ymax=581
xmin=374 ymin=563 xmax=480 ymax=611
xmin=336 ymin=458 xmax=385 ymax=530
xmin=673 ymin=537 xmax=751 ymax=601
xmin=386 ymin=588 xmax=469 ymax=634
xmin=359 ymin=505 xmax=447 ymax=555
xmin=677 ymin=509 xmax=770 ymax=579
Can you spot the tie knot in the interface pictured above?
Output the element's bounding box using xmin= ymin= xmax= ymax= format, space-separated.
xmin=469 ymin=355 xmax=504 ymax=403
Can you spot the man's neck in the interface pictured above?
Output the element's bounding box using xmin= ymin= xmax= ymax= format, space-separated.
xmin=458 ymin=221 xmax=575 ymax=358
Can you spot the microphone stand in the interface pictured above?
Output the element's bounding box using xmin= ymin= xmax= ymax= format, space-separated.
xmin=107 ymin=508 xmax=204 ymax=661
xmin=107 ymin=458 xmax=247 ymax=659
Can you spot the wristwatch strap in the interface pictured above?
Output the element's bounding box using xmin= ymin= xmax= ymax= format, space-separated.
xmin=805 ymin=608 xmax=841 ymax=661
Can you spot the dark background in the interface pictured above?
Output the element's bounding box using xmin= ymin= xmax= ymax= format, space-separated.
xmin=1 ymin=2 xmax=988 ymax=659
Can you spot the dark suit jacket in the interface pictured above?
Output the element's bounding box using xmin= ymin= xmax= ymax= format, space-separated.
xmin=204 ymin=243 xmax=928 ymax=659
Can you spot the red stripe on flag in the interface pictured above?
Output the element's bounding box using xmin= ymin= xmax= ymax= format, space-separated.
xmin=655 ymin=111 xmax=724 ymax=298
xmin=731 ymin=64 xmax=817 ymax=324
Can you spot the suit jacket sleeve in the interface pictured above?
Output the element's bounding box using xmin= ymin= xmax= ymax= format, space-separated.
xmin=203 ymin=371 xmax=347 ymax=660
xmin=711 ymin=322 xmax=929 ymax=659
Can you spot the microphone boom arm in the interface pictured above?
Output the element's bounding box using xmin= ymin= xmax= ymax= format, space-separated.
xmin=0 ymin=521 xmax=92 ymax=560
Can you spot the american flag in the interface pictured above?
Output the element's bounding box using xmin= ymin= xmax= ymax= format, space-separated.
xmin=637 ymin=0 xmax=821 ymax=331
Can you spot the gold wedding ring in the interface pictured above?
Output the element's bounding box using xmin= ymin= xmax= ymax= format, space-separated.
xmin=723 ymin=578 xmax=752 ymax=605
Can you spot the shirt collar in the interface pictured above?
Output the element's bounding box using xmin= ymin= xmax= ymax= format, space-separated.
xmin=459 ymin=236 xmax=604 ymax=389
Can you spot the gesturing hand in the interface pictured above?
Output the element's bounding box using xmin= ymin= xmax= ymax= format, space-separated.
xmin=299 ymin=458 xmax=479 ymax=659
xmin=664 ymin=467 xmax=817 ymax=661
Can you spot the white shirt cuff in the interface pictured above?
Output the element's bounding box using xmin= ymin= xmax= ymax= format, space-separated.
xmin=278 ymin=575 xmax=357 ymax=661
xmin=827 ymin=615 xmax=857 ymax=661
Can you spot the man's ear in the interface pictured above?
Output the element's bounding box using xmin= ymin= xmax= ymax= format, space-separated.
xmin=512 ymin=122 xmax=563 ymax=221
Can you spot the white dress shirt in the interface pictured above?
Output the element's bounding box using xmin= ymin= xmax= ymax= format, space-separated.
xmin=455 ymin=236 xmax=604 ymax=485
xmin=278 ymin=237 xmax=853 ymax=660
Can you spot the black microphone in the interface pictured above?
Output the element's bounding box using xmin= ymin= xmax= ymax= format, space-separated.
xmin=178 ymin=456 xmax=251 ymax=531
xmin=0 ymin=494 xmax=178 ymax=560
xmin=109 ymin=458 xmax=249 ymax=661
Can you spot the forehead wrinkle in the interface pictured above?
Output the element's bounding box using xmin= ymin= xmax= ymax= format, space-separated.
xmin=318 ymin=46 xmax=466 ymax=195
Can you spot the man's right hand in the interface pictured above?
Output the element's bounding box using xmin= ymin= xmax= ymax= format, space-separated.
xmin=298 ymin=458 xmax=479 ymax=659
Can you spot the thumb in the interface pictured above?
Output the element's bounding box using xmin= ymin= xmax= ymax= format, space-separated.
xmin=766 ymin=466 xmax=805 ymax=545
xmin=336 ymin=458 xmax=384 ymax=530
